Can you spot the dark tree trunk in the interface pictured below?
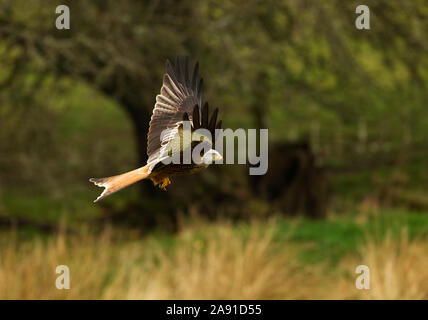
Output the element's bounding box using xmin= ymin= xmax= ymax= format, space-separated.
xmin=249 ymin=141 xmax=329 ymax=218
xmin=248 ymin=71 xmax=329 ymax=218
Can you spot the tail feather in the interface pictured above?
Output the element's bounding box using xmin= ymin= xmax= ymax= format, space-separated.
xmin=90 ymin=165 xmax=150 ymax=202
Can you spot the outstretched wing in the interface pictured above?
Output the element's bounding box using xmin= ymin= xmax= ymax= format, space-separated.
xmin=149 ymin=104 xmax=223 ymax=173
xmin=183 ymin=103 xmax=222 ymax=149
xmin=147 ymin=56 xmax=203 ymax=164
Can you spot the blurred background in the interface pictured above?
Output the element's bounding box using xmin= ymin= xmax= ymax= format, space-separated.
xmin=0 ymin=0 xmax=428 ymax=299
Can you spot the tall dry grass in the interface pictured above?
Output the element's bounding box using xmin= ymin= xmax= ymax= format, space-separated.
xmin=103 ymin=225 xmax=322 ymax=299
xmin=0 ymin=223 xmax=427 ymax=299
xmin=332 ymin=231 xmax=428 ymax=299
xmin=0 ymin=224 xmax=319 ymax=299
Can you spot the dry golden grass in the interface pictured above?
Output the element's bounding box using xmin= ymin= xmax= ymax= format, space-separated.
xmin=104 ymin=225 xmax=321 ymax=299
xmin=331 ymin=231 xmax=428 ymax=300
xmin=0 ymin=222 xmax=427 ymax=299
xmin=0 ymin=223 xmax=320 ymax=299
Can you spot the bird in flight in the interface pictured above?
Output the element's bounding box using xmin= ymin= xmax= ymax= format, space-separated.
xmin=90 ymin=56 xmax=223 ymax=202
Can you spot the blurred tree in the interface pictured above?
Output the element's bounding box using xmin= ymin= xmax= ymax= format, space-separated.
xmin=0 ymin=0 xmax=427 ymax=225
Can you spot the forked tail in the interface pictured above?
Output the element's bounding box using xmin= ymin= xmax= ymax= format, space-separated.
xmin=89 ymin=165 xmax=150 ymax=202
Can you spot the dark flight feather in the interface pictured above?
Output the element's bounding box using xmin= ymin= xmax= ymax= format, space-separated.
xmin=197 ymin=78 xmax=203 ymax=106
xmin=147 ymin=56 xmax=222 ymax=164
xmin=184 ymin=56 xmax=190 ymax=89
xmin=208 ymin=108 xmax=218 ymax=134
xmin=192 ymin=104 xmax=200 ymax=129
xmin=165 ymin=60 xmax=178 ymax=87
xmin=201 ymin=103 xmax=209 ymax=128
xmin=176 ymin=56 xmax=182 ymax=84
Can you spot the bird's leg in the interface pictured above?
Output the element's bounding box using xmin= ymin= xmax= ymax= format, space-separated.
xmin=159 ymin=177 xmax=171 ymax=191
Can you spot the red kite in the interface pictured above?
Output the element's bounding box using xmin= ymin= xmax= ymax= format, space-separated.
xmin=90 ymin=57 xmax=222 ymax=202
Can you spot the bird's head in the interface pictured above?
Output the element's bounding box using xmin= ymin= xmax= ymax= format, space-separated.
xmin=201 ymin=149 xmax=223 ymax=165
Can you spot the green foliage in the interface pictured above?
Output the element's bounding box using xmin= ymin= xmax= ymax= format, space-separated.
xmin=1 ymin=0 xmax=428 ymax=225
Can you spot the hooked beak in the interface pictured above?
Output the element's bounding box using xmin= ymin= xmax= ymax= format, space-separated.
xmin=213 ymin=153 xmax=223 ymax=162
xmin=203 ymin=150 xmax=223 ymax=164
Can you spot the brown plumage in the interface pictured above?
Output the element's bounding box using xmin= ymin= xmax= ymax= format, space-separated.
xmin=90 ymin=56 xmax=222 ymax=202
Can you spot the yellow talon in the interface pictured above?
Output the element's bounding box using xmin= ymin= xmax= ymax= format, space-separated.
xmin=160 ymin=177 xmax=171 ymax=190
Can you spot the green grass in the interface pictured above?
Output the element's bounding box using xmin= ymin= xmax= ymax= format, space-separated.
xmin=2 ymin=185 xmax=428 ymax=267
xmin=270 ymin=209 xmax=428 ymax=264
xmin=135 ymin=208 xmax=428 ymax=267
xmin=0 ymin=188 xmax=102 ymax=225
xmin=276 ymin=219 xmax=363 ymax=264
